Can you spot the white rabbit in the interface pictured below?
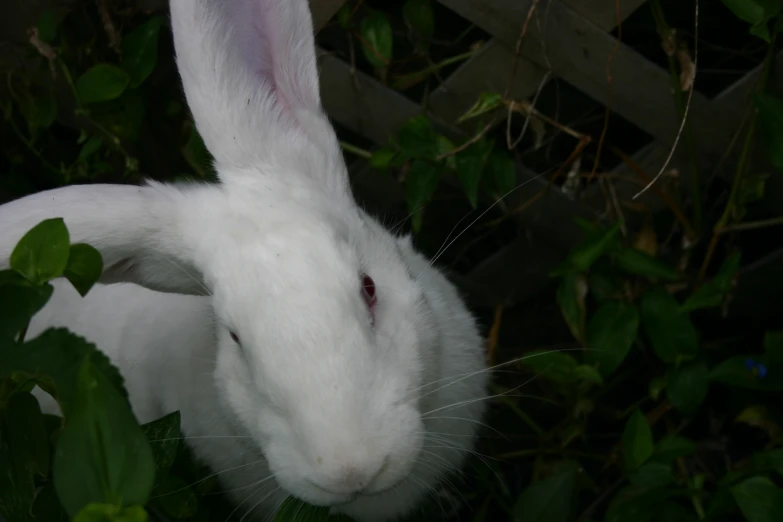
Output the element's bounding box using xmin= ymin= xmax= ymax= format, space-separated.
xmin=0 ymin=0 xmax=489 ymax=520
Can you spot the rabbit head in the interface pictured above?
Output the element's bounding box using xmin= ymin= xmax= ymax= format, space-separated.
xmin=166 ymin=0 xmax=449 ymax=507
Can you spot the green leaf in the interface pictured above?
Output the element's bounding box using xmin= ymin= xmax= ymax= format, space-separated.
xmin=454 ymin=139 xmax=492 ymax=208
xmin=649 ymin=375 xmax=667 ymax=401
xmin=613 ymin=248 xmax=681 ymax=281
xmin=585 ymin=302 xmax=639 ymax=376
xmin=359 ymin=10 xmax=393 ymax=69
xmin=10 ymin=217 xmax=70 ymax=284
xmin=521 ymin=350 xmax=578 ymax=384
xmin=0 ymin=283 xmax=53 ymax=340
xmin=150 ymin=474 xmax=198 ymax=519
xmin=652 ymin=436 xmax=696 ymax=462
xmin=337 ymin=3 xmax=353 ymax=28
xmin=681 ymin=253 xmax=740 ymax=312
xmin=721 ymin=0 xmax=767 ymax=24
xmin=435 ymin=135 xmax=457 ymax=170
xmin=556 ymin=273 xmax=587 ymax=344
xmin=397 ymin=115 xmax=439 ymax=161
xmin=628 ymin=462 xmax=674 ymax=488
xmin=37 ymin=9 xmax=62 ymax=42
xmin=752 ymin=448 xmax=783 ymax=476
xmin=513 ymin=462 xmax=578 ymax=522
xmin=405 ymin=159 xmax=441 ymax=233
xmin=654 ymin=502 xmax=699 ymax=522
xmin=640 ymin=288 xmax=699 ymax=363
xmin=73 ymin=503 xmax=148 ymax=522
xmin=731 ymin=476 xmax=783 ymax=522
xmin=75 ymin=64 xmax=130 ymax=105
xmin=78 ymin=136 xmax=104 ymax=162
xmin=622 ymin=410 xmax=654 ymax=470
xmin=754 ymin=93 xmax=783 ymax=172
xmin=5 ymin=392 xmax=50 ymax=478
xmin=605 ymin=486 xmax=670 ymax=522
xmin=709 ymin=355 xmax=783 ymax=391
xmin=274 ymin=496 xmax=330 ymax=522
xmin=666 ymin=360 xmax=709 ymax=416
xmin=121 ymin=17 xmax=165 ymax=88
xmin=458 ymin=92 xmax=504 ymax=123
xmin=64 ymin=244 xmax=104 ymax=297
xmin=0 ymin=329 xmax=148 ymax=515
xmin=53 ymin=356 xmax=155 ymax=516
xmin=369 ymin=147 xmax=397 ymax=171
xmin=403 ymin=0 xmax=434 ymax=48
xmin=573 ymin=364 xmax=604 ymax=386
xmin=488 ymin=149 xmax=516 ymax=195
xmin=19 ymin=91 xmax=57 ymax=131
xmin=140 ymin=411 xmax=181 ymax=475
xmin=566 ymin=221 xmax=622 ymax=272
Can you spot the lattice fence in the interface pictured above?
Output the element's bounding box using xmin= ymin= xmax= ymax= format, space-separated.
xmin=308 ymin=0 xmax=782 ymax=308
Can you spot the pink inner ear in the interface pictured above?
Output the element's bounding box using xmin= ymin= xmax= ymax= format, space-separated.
xmin=225 ymin=0 xmax=303 ymax=117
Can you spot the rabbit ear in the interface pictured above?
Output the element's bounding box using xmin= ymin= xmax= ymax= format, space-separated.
xmin=0 ymin=184 xmax=207 ymax=296
xmin=170 ymin=0 xmax=345 ymax=188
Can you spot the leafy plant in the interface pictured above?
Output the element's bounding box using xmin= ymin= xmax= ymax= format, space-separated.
xmin=2 ymin=0 xmax=783 ymax=521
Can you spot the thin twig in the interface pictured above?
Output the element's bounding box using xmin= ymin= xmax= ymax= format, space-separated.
xmin=436 ymin=121 xmax=496 ymax=160
xmin=719 ymin=216 xmax=783 ymax=234
xmin=491 ymin=136 xmax=591 ymax=225
xmin=698 ymin=34 xmax=777 ymax=280
xmin=339 ymin=141 xmax=372 ymax=159
xmin=605 ymin=178 xmax=627 ymax=236
xmin=609 ymin=145 xmax=697 ymax=240
xmin=97 ymin=0 xmax=121 ymax=56
xmin=633 ymin=0 xmax=699 ymax=200
xmin=503 ymin=0 xmax=541 ymax=100
xmin=505 ymin=97 xmax=585 ymax=141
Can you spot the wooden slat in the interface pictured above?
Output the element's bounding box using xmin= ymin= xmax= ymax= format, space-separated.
xmin=430 ymin=0 xmax=649 ymax=124
xmin=436 ymin=0 xmax=727 ymax=156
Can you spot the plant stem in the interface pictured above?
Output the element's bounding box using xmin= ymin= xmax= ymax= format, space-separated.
xmin=339 ymin=141 xmax=372 ymax=159
xmin=698 ymin=35 xmax=777 ymax=279
xmin=1 ymin=103 xmax=62 ymax=176
xmin=495 ymin=393 xmax=546 ymax=436
xmin=391 ymin=49 xmax=478 ymax=90
xmin=721 ymin=216 xmax=783 ymax=233
xmin=58 ymin=59 xmax=128 ymax=156
xmin=650 ymin=0 xmax=702 ymax=233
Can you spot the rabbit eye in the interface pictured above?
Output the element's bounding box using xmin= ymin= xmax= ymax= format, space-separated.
xmin=229 ymin=331 xmax=240 ymax=344
xmin=361 ymin=274 xmax=377 ymax=310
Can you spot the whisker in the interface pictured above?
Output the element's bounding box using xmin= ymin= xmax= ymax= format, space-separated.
xmin=421 ymin=368 xmax=547 ymax=418
xmin=239 ymin=486 xmax=281 ymax=522
xmin=420 ymin=167 xmax=555 ymax=273
xmin=424 ymin=415 xmax=508 ymax=440
xmin=150 ymin=458 xmax=266 ymax=499
xmin=408 ymin=348 xmax=590 ymax=403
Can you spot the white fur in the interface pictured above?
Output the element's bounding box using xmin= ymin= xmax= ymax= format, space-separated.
xmin=0 ymin=1 xmax=488 ymax=520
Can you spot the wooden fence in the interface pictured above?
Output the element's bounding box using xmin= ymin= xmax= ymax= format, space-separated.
xmin=309 ymin=0 xmax=783 ymax=308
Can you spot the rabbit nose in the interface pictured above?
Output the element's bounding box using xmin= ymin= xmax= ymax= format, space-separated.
xmin=314 ymin=456 xmax=389 ymax=496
